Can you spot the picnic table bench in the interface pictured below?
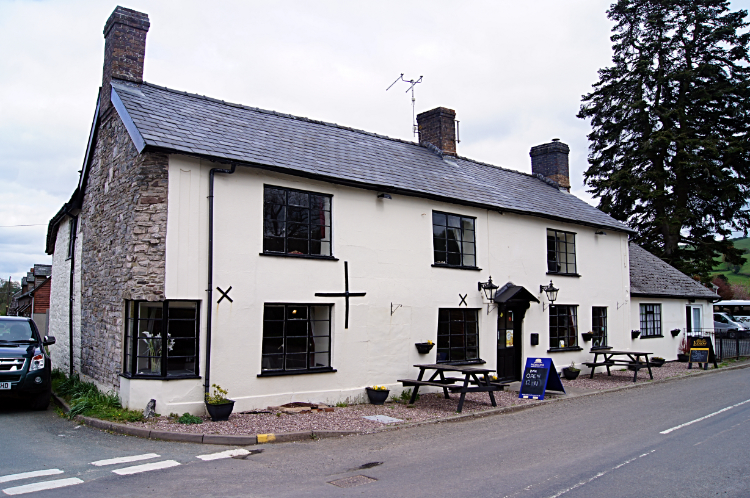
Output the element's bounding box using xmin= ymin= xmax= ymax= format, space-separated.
xmin=584 ymin=350 xmax=654 ymax=382
xmin=398 ymin=363 xmax=509 ymax=413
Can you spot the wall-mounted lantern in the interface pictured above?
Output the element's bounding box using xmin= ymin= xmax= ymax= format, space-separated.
xmin=478 ymin=276 xmax=500 ymax=314
xmin=540 ymin=280 xmax=559 ymax=311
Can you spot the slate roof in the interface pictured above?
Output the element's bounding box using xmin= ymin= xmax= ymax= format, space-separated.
xmin=110 ymin=79 xmax=632 ymax=233
xmin=629 ymin=243 xmax=717 ymax=300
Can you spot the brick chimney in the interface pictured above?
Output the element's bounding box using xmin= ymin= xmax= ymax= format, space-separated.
xmin=101 ymin=6 xmax=150 ymax=114
xmin=530 ymin=139 xmax=571 ymax=191
xmin=417 ymin=107 xmax=457 ymax=156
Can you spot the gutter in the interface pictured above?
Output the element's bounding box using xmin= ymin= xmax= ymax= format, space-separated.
xmin=204 ymin=163 xmax=237 ymax=395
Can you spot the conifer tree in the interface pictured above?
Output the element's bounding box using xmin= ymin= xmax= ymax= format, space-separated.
xmin=579 ymin=0 xmax=750 ymax=281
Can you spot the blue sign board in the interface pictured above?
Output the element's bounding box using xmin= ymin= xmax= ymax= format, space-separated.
xmin=518 ymin=357 xmax=565 ymax=400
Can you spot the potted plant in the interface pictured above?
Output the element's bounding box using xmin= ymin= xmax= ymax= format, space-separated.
xmin=366 ymin=385 xmax=390 ymax=405
xmin=205 ymin=384 xmax=235 ymax=421
xmin=415 ymin=340 xmax=434 ymax=354
xmin=581 ymin=331 xmax=594 ymax=342
xmin=671 ymin=328 xmax=681 ymax=338
xmin=677 ymin=334 xmax=690 ymax=362
xmin=631 ymin=330 xmax=641 ymax=339
xmin=650 ymin=356 xmax=665 ymax=367
xmin=562 ymin=361 xmax=580 ymax=380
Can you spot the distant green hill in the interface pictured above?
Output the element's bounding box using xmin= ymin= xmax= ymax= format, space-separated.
xmin=710 ymin=237 xmax=750 ymax=286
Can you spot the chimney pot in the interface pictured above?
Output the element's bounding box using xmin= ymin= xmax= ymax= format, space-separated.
xmin=530 ymin=140 xmax=571 ymax=191
xmin=416 ymin=107 xmax=457 ymax=156
xmin=101 ymin=6 xmax=150 ymax=114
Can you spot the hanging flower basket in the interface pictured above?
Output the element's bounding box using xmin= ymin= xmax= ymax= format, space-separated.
xmin=581 ymin=333 xmax=594 ymax=342
xmin=415 ymin=342 xmax=434 ymax=354
xmin=631 ymin=330 xmax=641 ymax=339
xmin=671 ymin=329 xmax=681 ymax=337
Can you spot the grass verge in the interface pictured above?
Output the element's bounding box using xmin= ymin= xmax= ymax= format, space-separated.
xmin=51 ymin=369 xmax=144 ymax=423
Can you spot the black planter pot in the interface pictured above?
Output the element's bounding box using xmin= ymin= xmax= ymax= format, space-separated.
xmin=677 ymin=353 xmax=689 ymax=363
xmin=671 ymin=329 xmax=681 ymax=338
xmin=415 ymin=342 xmax=434 ymax=354
xmin=366 ymin=387 xmax=390 ymax=405
xmin=650 ymin=358 xmax=665 ymax=367
xmin=581 ymin=333 xmax=594 ymax=342
xmin=562 ymin=368 xmax=580 ymax=380
xmin=631 ymin=331 xmax=641 ymax=339
xmin=205 ymin=401 xmax=235 ymax=421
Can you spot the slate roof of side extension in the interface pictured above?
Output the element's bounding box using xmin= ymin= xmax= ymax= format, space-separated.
xmin=629 ymin=243 xmax=717 ymax=300
xmin=110 ymin=79 xmax=633 ymax=233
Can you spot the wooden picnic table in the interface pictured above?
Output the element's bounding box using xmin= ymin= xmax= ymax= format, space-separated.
xmin=583 ymin=350 xmax=654 ymax=383
xmin=397 ymin=363 xmax=507 ymax=413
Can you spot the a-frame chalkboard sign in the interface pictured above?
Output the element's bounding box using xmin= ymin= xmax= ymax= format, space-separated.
xmin=518 ymin=357 xmax=565 ymax=400
xmin=688 ymin=336 xmax=718 ymax=370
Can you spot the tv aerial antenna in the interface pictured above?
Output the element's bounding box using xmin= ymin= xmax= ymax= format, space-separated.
xmin=386 ymin=73 xmax=423 ymax=136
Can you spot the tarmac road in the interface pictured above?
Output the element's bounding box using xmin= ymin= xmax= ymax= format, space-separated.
xmin=1 ymin=366 xmax=748 ymax=497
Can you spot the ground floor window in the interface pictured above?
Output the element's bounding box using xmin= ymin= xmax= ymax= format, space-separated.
xmin=261 ymin=304 xmax=332 ymax=373
xmin=124 ymin=300 xmax=200 ymax=378
xmin=437 ymin=309 xmax=479 ymax=363
xmin=640 ymin=304 xmax=662 ymax=337
xmin=592 ymin=307 xmax=607 ymax=347
xmin=550 ymin=305 xmax=578 ymax=349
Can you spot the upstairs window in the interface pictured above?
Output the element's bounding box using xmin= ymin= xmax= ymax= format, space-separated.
xmin=547 ymin=229 xmax=577 ymax=275
xmin=263 ymin=186 xmax=332 ymax=257
xmin=640 ymin=304 xmax=662 ymax=337
xmin=432 ymin=212 xmax=476 ymax=268
xmin=592 ymin=306 xmax=608 ymax=347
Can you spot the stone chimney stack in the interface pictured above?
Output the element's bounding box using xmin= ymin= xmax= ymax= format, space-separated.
xmin=101 ymin=6 xmax=150 ymax=114
xmin=417 ymin=107 xmax=457 ymax=156
xmin=530 ymin=139 xmax=571 ymax=192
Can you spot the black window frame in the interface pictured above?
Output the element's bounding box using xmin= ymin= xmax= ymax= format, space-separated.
xmin=432 ymin=211 xmax=478 ymax=269
xmin=640 ymin=304 xmax=662 ymax=337
xmin=259 ymin=303 xmax=335 ymax=376
xmin=262 ymin=185 xmax=334 ymax=259
xmin=546 ymin=229 xmax=578 ymax=275
xmin=549 ymin=305 xmax=580 ymax=351
xmin=123 ymin=300 xmax=201 ymax=380
xmin=436 ymin=308 xmax=481 ymax=364
xmin=592 ymin=306 xmax=608 ymax=348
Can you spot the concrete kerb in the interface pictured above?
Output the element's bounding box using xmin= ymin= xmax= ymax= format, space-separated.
xmin=51 ymin=360 xmax=750 ymax=445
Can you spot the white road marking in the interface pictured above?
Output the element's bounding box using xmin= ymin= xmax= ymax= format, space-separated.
xmin=2 ymin=477 xmax=83 ymax=495
xmin=0 ymin=470 xmax=63 ymax=484
xmin=660 ymin=399 xmax=750 ymax=435
xmin=545 ymin=450 xmax=655 ymax=498
xmin=90 ymin=453 xmax=160 ymax=467
xmin=196 ymin=449 xmax=250 ymax=461
xmin=112 ymin=460 xmax=181 ymax=475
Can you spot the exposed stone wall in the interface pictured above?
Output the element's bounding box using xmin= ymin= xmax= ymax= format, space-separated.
xmin=79 ymin=108 xmax=168 ymax=389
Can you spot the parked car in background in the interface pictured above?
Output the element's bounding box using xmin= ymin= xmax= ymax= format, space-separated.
xmin=713 ymin=312 xmax=748 ymax=338
xmin=0 ymin=316 xmax=55 ymax=410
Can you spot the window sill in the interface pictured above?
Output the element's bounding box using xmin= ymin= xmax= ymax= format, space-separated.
xmin=547 ymin=347 xmax=584 ymax=353
xmin=260 ymin=252 xmax=338 ymax=261
xmin=432 ymin=264 xmax=482 ymax=271
xmin=639 ymin=334 xmax=664 ymax=339
xmin=436 ymin=359 xmax=486 ymax=366
xmin=546 ymin=272 xmax=581 ymax=278
xmin=119 ymin=373 xmax=201 ymax=381
xmin=258 ymin=367 xmax=337 ymax=377
xmin=590 ymin=346 xmax=612 ymax=351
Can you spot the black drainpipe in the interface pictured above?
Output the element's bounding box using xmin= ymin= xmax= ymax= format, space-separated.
xmin=205 ymin=164 xmax=237 ymax=395
xmin=68 ymin=216 xmax=78 ymax=377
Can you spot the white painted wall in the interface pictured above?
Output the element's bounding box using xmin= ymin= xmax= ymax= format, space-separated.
xmin=120 ymin=154 xmax=633 ymax=414
xmin=48 ymin=214 xmax=82 ymax=375
xmin=630 ymin=297 xmax=712 ymax=360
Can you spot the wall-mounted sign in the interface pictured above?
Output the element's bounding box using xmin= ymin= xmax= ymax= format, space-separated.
xmin=519 ymin=357 xmax=565 ymax=400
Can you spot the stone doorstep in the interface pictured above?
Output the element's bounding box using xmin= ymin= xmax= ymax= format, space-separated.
xmin=50 ymin=359 xmax=750 ymax=445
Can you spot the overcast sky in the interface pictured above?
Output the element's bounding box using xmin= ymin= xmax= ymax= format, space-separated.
xmin=1 ymin=0 xmax=749 ymax=282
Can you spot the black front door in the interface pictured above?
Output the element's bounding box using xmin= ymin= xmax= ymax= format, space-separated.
xmin=497 ymin=307 xmax=522 ymax=382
